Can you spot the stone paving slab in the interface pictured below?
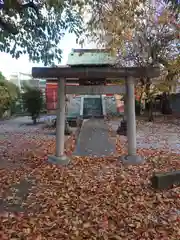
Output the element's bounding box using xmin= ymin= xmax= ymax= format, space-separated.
xmin=0 ymin=177 xmax=38 ymax=213
xmin=73 ymin=119 xmax=116 ymax=157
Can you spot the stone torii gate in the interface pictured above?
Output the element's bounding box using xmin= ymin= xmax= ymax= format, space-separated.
xmin=32 ymin=66 xmax=160 ymax=165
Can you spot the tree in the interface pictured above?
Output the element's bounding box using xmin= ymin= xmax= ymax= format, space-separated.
xmin=0 ymin=72 xmax=20 ymax=118
xmin=22 ymin=86 xmax=43 ymax=124
xmin=79 ymin=0 xmax=144 ymax=49
xmin=84 ymin=1 xmax=179 ymax=121
xmin=165 ymin=0 xmax=180 ymax=11
xmin=159 ymin=56 xmax=180 ymax=92
xmin=0 ymin=0 xmax=84 ymax=65
xmin=83 ymin=0 xmax=179 ymax=48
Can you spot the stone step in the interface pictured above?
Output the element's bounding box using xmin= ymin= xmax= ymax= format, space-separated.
xmin=151 ymin=171 xmax=180 ymax=190
xmin=73 ymin=119 xmax=116 ymax=157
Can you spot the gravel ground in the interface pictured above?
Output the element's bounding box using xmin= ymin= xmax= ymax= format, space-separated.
xmin=110 ymin=119 xmax=180 ymax=154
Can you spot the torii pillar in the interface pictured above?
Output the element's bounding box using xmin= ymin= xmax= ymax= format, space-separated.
xmin=120 ymin=76 xmax=143 ymax=164
xmin=48 ymin=78 xmax=70 ymax=165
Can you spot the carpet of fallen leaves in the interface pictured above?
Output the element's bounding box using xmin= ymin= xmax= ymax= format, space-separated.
xmin=0 ymin=120 xmax=180 ymax=240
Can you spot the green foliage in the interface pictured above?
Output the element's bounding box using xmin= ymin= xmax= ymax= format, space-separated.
xmin=156 ymin=82 xmax=171 ymax=93
xmin=165 ymin=0 xmax=180 ymax=11
xmin=22 ymin=86 xmax=43 ymax=124
xmin=0 ymin=72 xmax=20 ymax=117
xmin=0 ymin=0 xmax=84 ymax=66
xmin=157 ymin=56 xmax=180 ymax=92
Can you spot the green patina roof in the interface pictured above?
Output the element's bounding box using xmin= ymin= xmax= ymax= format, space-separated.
xmin=67 ymin=49 xmax=116 ymax=66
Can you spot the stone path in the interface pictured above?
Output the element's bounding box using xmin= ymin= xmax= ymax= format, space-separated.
xmin=0 ymin=177 xmax=37 ymax=214
xmin=73 ymin=119 xmax=116 ymax=157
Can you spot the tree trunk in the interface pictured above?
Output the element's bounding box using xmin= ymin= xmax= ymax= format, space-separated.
xmin=33 ymin=117 xmax=37 ymax=124
xmin=32 ymin=114 xmax=37 ymax=124
xmin=116 ymin=94 xmax=127 ymax=136
xmin=65 ymin=120 xmax=72 ymax=135
xmin=148 ymin=100 xmax=154 ymax=121
xmin=144 ymin=77 xmax=154 ymax=121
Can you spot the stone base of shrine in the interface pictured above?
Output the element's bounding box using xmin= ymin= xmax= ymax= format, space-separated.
xmin=120 ymin=155 xmax=144 ymax=165
xmin=48 ymin=155 xmax=71 ymax=166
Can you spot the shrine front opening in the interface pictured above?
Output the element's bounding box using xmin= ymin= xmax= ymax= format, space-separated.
xmin=65 ymin=84 xmax=126 ymax=119
xmin=32 ymin=66 xmax=160 ymax=165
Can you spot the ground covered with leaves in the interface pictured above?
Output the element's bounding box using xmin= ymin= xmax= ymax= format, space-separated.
xmin=0 ymin=120 xmax=180 ymax=239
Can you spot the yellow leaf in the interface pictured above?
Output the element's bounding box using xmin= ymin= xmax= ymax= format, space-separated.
xmin=83 ymin=222 xmax=91 ymax=228
xmin=113 ymin=235 xmax=122 ymax=240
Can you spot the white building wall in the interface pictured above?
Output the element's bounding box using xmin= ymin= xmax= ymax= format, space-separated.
xmin=8 ymin=72 xmax=44 ymax=90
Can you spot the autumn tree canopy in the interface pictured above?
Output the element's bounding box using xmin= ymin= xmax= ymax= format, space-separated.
xmin=84 ymin=0 xmax=179 ymax=56
xmin=82 ymin=0 xmax=179 ymax=120
xmin=81 ymin=0 xmax=145 ymax=48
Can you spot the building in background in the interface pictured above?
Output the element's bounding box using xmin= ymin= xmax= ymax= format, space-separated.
xmin=8 ymin=72 xmax=45 ymax=91
xmin=8 ymin=72 xmax=47 ymax=113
